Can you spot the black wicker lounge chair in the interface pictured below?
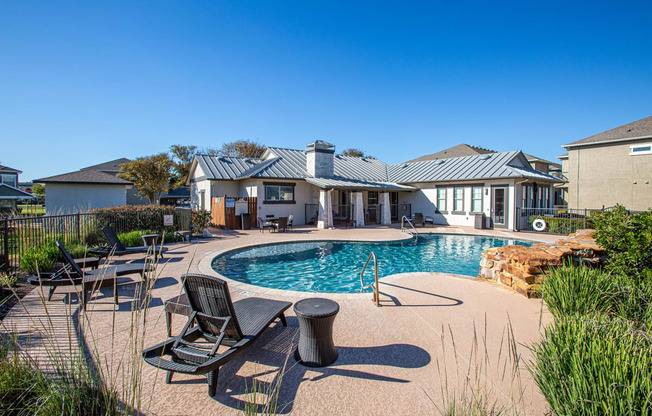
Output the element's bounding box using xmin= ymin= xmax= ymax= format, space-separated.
xmin=28 ymin=241 xmax=153 ymax=309
xmin=143 ymin=273 xmax=291 ymax=396
xmin=89 ymin=226 xmax=168 ymax=259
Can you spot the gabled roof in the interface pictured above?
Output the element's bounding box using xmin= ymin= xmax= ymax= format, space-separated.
xmin=388 ymin=151 xmax=561 ymax=183
xmin=34 ymin=169 xmax=133 ymax=185
xmin=82 ymin=158 xmax=132 ymax=173
xmin=192 ymin=146 xmax=562 ymax=186
xmin=564 ymin=115 xmax=652 ymax=148
xmin=0 ymin=184 xmax=34 ymax=199
xmin=194 ymin=154 xmax=261 ymax=180
xmin=0 ymin=165 xmax=22 ymax=174
xmin=405 ymin=144 xmax=495 ymax=163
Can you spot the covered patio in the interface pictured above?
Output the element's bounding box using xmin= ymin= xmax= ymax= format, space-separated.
xmin=304 ymin=177 xmax=415 ymax=228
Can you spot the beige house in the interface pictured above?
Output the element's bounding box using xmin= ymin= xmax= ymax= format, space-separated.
xmin=560 ymin=116 xmax=652 ymax=211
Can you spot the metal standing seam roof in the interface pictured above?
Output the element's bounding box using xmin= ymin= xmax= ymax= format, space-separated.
xmin=387 ymin=151 xmax=561 ymax=183
xmin=195 ymin=148 xmax=561 ymax=185
xmin=305 ymin=177 xmax=416 ymax=190
xmin=195 ymin=154 xmax=261 ymax=180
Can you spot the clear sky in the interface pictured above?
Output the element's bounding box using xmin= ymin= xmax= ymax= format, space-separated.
xmin=2 ymin=1 xmax=651 ymax=181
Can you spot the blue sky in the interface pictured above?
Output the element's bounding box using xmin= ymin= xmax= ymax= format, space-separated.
xmin=2 ymin=1 xmax=651 ymax=181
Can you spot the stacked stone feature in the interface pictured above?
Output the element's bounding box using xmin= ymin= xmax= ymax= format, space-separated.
xmin=478 ymin=230 xmax=605 ymax=298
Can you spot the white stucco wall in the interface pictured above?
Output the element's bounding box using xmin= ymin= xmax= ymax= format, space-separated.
xmin=44 ymin=184 xmax=127 ymax=215
xmin=399 ymin=180 xmax=517 ymax=229
xmin=253 ymin=179 xmax=318 ymax=225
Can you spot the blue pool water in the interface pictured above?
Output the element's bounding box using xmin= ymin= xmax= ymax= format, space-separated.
xmin=211 ymin=234 xmax=532 ymax=293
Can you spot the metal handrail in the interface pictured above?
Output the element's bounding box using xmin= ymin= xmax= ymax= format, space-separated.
xmin=401 ymin=216 xmax=418 ymax=237
xmin=360 ymin=252 xmax=380 ymax=307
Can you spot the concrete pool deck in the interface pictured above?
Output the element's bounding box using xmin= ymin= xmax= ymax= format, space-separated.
xmin=2 ymin=225 xmax=559 ymax=415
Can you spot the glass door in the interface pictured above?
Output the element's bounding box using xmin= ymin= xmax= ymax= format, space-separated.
xmin=492 ymin=187 xmax=508 ymax=228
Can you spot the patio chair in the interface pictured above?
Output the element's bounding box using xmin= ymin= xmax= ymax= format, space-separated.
xmin=424 ymin=215 xmax=435 ymax=227
xmin=287 ymin=214 xmax=294 ymax=231
xmin=89 ymin=226 xmax=167 ymax=260
xmin=142 ymin=273 xmax=291 ymax=396
xmin=277 ymin=217 xmax=288 ymax=232
xmin=413 ymin=213 xmax=424 ymax=227
xmin=258 ymin=217 xmax=276 ymax=233
xmin=28 ymin=241 xmax=153 ymax=310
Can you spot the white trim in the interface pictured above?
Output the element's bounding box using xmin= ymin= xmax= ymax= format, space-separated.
xmin=629 ymin=143 xmax=652 ymax=156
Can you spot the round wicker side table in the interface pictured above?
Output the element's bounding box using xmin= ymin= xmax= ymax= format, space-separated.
xmin=294 ymin=298 xmax=339 ymax=367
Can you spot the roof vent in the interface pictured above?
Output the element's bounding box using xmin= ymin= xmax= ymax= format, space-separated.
xmin=479 ymin=154 xmax=492 ymax=160
xmin=361 ymin=157 xmax=367 ymax=162
xmin=627 ymin=126 xmax=632 ymax=132
xmin=400 ymin=163 xmax=408 ymax=168
xmin=434 ymin=160 xmax=444 ymax=165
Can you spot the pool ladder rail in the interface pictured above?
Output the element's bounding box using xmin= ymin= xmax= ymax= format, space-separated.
xmin=360 ymin=252 xmax=381 ymax=307
xmin=401 ymin=216 xmax=418 ymax=238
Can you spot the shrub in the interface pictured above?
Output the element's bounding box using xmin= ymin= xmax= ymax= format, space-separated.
xmin=592 ymin=205 xmax=652 ymax=282
xmin=117 ymin=230 xmax=147 ymax=248
xmin=0 ymin=337 xmax=45 ymax=412
xmin=90 ymin=205 xmax=186 ymax=234
xmin=543 ymin=264 xmax=617 ymax=319
xmin=19 ymin=240 xmax=88 ymax=273
xmin=192 ymin=209 xmax=211 ymax=232
xmin=531 ymin=315 xmax=652 ymax=416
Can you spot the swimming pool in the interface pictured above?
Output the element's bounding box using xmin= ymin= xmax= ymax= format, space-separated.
xmin=211 ymin=234 xmax=532 ymax=293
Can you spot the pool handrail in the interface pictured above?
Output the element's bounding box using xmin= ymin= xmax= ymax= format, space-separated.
xmin=360 ymin=252 xmax=380 ymax=307
xmin=401 ymin=216 xmax=418 ymax=238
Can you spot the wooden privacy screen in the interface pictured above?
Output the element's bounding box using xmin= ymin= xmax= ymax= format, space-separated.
xmin=211 ymin=196 xmax=257 ymax=229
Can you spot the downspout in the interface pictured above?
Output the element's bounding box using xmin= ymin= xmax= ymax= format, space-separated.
xmin=513 ymin=179 xmax=529 ymax=231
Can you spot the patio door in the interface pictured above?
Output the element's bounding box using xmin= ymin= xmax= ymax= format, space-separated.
xmin=491 ymin=187 xmax=508 ymax=228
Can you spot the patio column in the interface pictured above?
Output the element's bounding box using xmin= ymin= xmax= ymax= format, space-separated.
xmin=353 ymin=192 xmax=365 ymax=227
xmin=317 ymin=189 xmax=333 ymax=229
xmin=380 ymin=192 xmax=391 ymax=225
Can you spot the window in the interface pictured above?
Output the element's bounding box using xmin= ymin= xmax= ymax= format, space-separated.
xmin=437 ymin=188 xmax=446 ymax=212
xmin=1 ymin=174 xmax=17 ymax=188
xmin=264 ymin=183 xmax=295 ymax=203
xmin=454 ymin=187 xmax=464 ymax=212
xmin=367 ymin=191 xmax=378 ymax=206
xmin=630 ymin=144 xmax=652 ymax=155
xmin=471 ymin=187 xmax=483 ymax=212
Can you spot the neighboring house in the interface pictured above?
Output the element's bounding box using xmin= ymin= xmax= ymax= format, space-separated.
xmin=561 ymin=115 xmax=652 ymax=211
xmin=189 ymin=140 xmax=561 ymax=230
xmin=160 ymin=187 xmax=191 ymax=206
xmin=0 ymin=165 xmax=34 ymax=213
xmin=34 ymin=158 xmax=149 ymax=215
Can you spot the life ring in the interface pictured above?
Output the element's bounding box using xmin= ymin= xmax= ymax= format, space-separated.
xmin=533 ymin=218 xmax=547 ymax=232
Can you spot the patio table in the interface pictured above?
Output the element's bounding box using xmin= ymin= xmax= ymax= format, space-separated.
xmin=294 ymin=298 xmax=339 ymax=367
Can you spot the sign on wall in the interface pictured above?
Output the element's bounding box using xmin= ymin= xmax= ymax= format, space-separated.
xmin=163 ymin=215 xmax=174 ymax=226
xmin=225 ymin=198 xmax=235 ymax=208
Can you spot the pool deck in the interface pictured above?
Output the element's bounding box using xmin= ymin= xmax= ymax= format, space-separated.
xmin=2 ymin=225 xmax=559 ymax=415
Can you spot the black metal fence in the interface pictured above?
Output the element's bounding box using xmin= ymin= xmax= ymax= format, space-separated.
xmin=0 ymin=208 xmax=192 ymax=271
xmin=515 ymin=207 xmax=601 ymax=235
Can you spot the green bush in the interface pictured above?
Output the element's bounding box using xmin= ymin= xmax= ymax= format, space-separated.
xmin=531 ymin=315 xmax=652 ymax=416
xmin=117 ymin=230 xmax=146 ymax=248
xmin=543 ymin=264 xmax=617 ymax=318
xmin=90 ymin=205 xmax=189 ymax=234
xmin=0 ymin=337 xmax=45 ymax=412
xmin=19 ymin=240 xmax=88 ymax=273
xmin=592 ymin=205 xmax=652 ymax=282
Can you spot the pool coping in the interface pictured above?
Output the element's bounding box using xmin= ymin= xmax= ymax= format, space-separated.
xmin=197 ymin=230 xmax=547 ymax=300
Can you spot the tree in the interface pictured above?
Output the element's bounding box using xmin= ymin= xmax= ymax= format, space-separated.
xmin=32 ymin=183 xmax=45 ymax=201
xmin=169 ymin=144 xmax=198 ymax=186
xmin=119 ymin=154 xmax=172 ymax=205
xmin=342 ymin=148 xmax=365 ymax=157
xmin=219 ymin=140 xmax=266 ymax=158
